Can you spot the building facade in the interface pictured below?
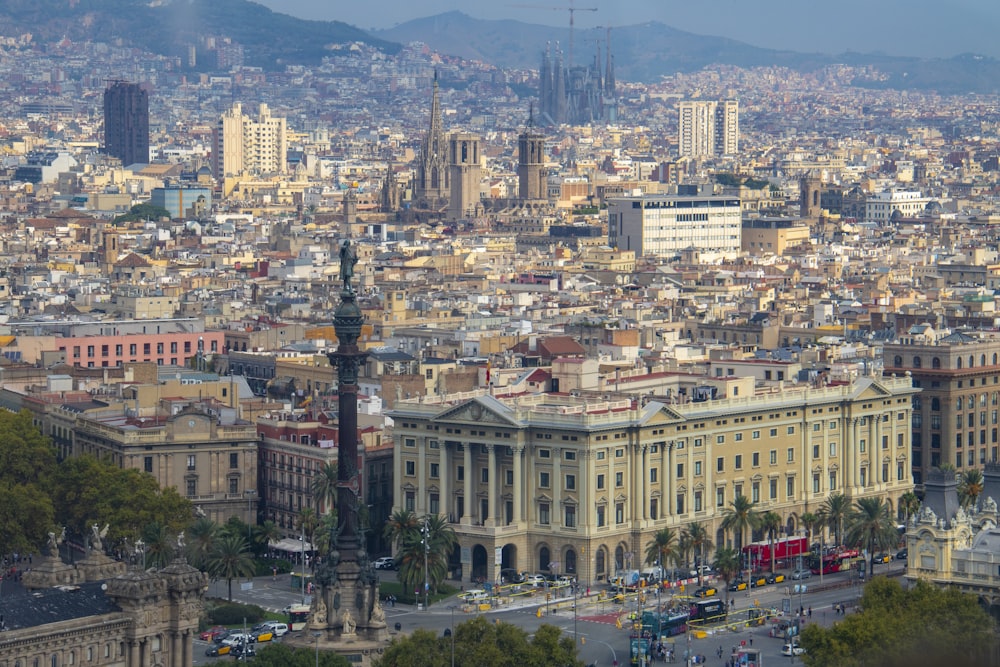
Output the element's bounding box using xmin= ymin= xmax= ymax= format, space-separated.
xmin=884 ymin=330 xmax=1000 ymax=486
xmin=678 ymin=99 xmax=739 ymax=158
xmin=213 ymin=102 xmax=287 ymax=178
xmin=608 ymin=194 xmax=742 ymax=256
xmin=389 ymin=376 xmax=916 ymax=585
xmin=103 ymin=81 xmax=149 ymax=167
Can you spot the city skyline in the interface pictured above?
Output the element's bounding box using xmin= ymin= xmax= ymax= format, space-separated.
xmin=254 ymin=0 xmax=1000 ymax=60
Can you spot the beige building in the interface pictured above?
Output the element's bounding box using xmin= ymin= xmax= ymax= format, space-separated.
xmin=741 ymin=219 xmax=811 ymax=255
xmin=389 ymin=376 xmax=916 ymax=585
xmin=213 ymin=102 xmax=287 ymax=179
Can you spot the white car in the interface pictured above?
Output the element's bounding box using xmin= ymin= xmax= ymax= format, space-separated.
xmin=373 ymin=557 xmax=396 ymax=570
xmin=260 ymin=622 xmax=288 ymax=637
xmin=781 ymin=643 xmax=806 ymax=657
xmin=523 ymin=574 xmax=546 ymax=587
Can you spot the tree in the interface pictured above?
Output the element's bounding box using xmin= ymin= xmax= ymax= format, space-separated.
xmin=383 ymin=508 xmax=418 ymax=550
xmin=253 ymin=643 xmax=351 ymax=667
xmin=712 ymin=547 xmax=741 ymax=607
xmin=682 ymin=522 xmax=713 ymax=585
xmin=206 ymin=533 xmax=255 ymax=601
xmin=310 ymin=461 xmax=338 ymax=515
xmin=140 ymin=521 xmax=175 ymax=569
xmin=845 ymin=497 xmax=899 ymax=577
xmin=253 ymin=520 xmax=281 ymax=554
xmin=112 ymin=203 xmax=171 ymax=225
xmin=185 ymin=517 xmax=219 ymax=571
xmin=800 ymin=512 xmax=822 ymax=546
xmin=721 ymin=495 xmax=759 ymax=552
xmin=644 ymin=527 xmax=679 ymax=569
xmin=820 ymin=493 xmax=851 ymax=547
xmin=798 ymin=578 xmax=993 ymax=667
xmin=759 ymin=511 xmax=783 ymax=574
xmin=396 ymin=514 xmax=457 ymax=599
xmin=375 ymin=617 xmax=583 ymax=667
xmin=958 ymin=469 xmax=984 ymax=509
xmin=295 ymin=508 xmax=319 ymax=567
xmin=0 ymin=410 xmax=58 ymax=555
xmin=898 ymin=491 xmax=920 ymax=525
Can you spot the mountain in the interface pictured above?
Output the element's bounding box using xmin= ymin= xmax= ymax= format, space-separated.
xmin=0 ymin=0 xmax=400 ymax=69
xmin=373 ymin=11 xmax=1000 ymax=95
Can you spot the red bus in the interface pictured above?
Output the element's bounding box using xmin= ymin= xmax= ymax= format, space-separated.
xmin=809 ymin=548 xmax=860 ymax=574
xmin=742 ymin=537 xmax=808 ymax=571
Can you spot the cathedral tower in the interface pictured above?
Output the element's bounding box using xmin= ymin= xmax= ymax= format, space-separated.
xmin=415 ymin=72 xmax=450 ymax=209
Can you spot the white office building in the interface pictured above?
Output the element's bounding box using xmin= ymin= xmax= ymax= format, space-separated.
xmin=864 ymin=189 xmax=930 ymax=224
xmin=608 ymin=194 xmax=742 ymax=257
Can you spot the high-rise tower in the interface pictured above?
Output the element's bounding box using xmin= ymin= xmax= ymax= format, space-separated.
xmin=415 ymin=72 xmax=450 ymax=209
xmin=678 ymin=99 xmax=739 ymax=158
xmin=103 ymin=81 xmax=149 ymax=167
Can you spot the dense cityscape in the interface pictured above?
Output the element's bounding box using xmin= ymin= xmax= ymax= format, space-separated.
xmin=2 ymin=3 xmax=1000 ymax=666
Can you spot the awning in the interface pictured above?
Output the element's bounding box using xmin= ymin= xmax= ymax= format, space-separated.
xmin=269 ymin=538 xmax=315 ymax=553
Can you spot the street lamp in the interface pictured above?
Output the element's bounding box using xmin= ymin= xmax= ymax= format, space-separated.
xmin=421 ymin=517 xmax=430 ymax=610
xmin=312 ymin=630 xmax=322 ymax=667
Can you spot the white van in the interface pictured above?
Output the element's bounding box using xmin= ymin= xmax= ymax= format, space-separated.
xmin=261 ymin=622 xmax=288 ymax=637
xmin=459 ymin=589 xmax=490 ymax=603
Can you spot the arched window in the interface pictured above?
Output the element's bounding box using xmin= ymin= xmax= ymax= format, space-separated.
xmin=993 ymin=353 xmax=998 ymax=365
xmin=931 ymin=397 xmax=940 ymax=411
xmin=894 ymin=356 xmax=903 ymax=367
xmin=957 ymin=357 xmax=963 ymax=369
xmin=982 ymin=355 xmax=987 ymax=366
xmin=968 ymin=396 xmax=975 ymax=410
xmin=596 ymin=547 xmax=606 ymax=578
xmin=932 ymin=357 xmax=941 ymax=369
xmin=912 ymin=356 xmax=921 ymax=368
xmin=614 ymin=545 xmax=625 ymax=571
xmin=982 ymin=394 xmax=989 ymax=407
xmin=539 ymin=546 xmax=551 ymax=572
xmin=969 ymin=355 xmax=975 ymax=368
xmin=565 ymin=549 xmax=577 ymax=574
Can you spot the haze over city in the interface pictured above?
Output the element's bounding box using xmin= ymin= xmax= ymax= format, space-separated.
xmin=255 ymin=0 xmax=1000 ymax=60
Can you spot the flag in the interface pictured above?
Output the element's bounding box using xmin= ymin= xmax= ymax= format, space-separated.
xmin=485 ymin=360 xmax=491 ymax=384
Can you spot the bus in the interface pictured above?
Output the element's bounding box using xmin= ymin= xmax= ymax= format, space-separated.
xmin=641 ymin=610 xmax=690 ymax=637
xmin=743 ymin=536 xmax=808 ymax=571
xmin=809 ymin=548 xmax=860 ymax=575
xmin=688 ymin=598 xmax=727 ymax=625
xmin=287 ymin=604 xmax=311 ymax=631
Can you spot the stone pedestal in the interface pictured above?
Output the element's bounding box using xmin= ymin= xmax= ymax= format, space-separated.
xmin=21 ymin=554 xmax=83 ymax=590
xmin=76 ymin=551 xmax=127 ymax=582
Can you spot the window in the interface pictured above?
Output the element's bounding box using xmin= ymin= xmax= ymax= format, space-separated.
xmin=717 ymin=457 xmax=724 ymax=472
xmin=429 ymin=493 xmax=439 ymax=515
xmin=897 ymin=462 xmax=904 ymax=481
xmin=616 ymin=472 xmax=624 ymax=487
xmin=405 ymin=491 xmax=415 ymax=511
xmin=734 ymin=484 xmax=743 ymax=499
xmin=430 ymin=463 xmax=439 ymax=478
xmin=752 ymin=452 xmax=759 ymax=467
xmin=615 ymin=448 xmax=624 ymax=458
xmin=860 ymin=468 xmax=867 ymax=487
xmin=144 ymin=456 xmax=153 ymax=473
xmin=539 ymin=449 xmax=551 ymax=458
xmin=769 ymin=478 xmax=777 ymax=499
xmin=882 ymin=463 xmax=889 ymax=483
xmin=187 ymin=455 xmax=196 ymax=471
xmin=651 ymin=497 xmax=659 ymax=519
xmin=405 ymin=461 xmax=415 ymax=476
xmin=694 ymin=491 xmax=703 ymax=512
xmin=597 ymin=450 xmax=606 ymax=460
xmin=564 ymin=505 xmax=576 ymax=528
xmin=752 ymin=430 xmax=760 ymax=439
xmin=616 ymin=502 xmax=625 ymax=524
xmin=597 ymin=505 xmax=606 ymax=527
xmin=812 ymin=445 xmax=820 ymax=459
xmin=229 ymin=478 xmax=239 ymax=494
xmin=813 ymin=423 xmax=821 ymax=432
xmin=650 ymin=468 xmax=658 ymax=483
xmin=751 ymin=482 xmax=760 ymax=503
xmin=694 ymin=461 xmax=702 ymax=475
xmin=677 ymin=463 xmax=684 ymax=478
xmin=830 ymin=472 xmax=837 ymax=490
xmin=597 ymin=474 xmax=605 ymax=490
xmin=457 ymin=466 xmax=464 ymax=481
xmin=813 ymin=473 xmax=820 ymax=493
xmin=540 ymin=472 xmax=550 ymax=488
xmin=676 ymin=494 xmax=685 ymax=514
xmin=860 ymin=439 xmax=866 ymax=453
xmin=717 ymin=435 xmax=725 ymax=444
xmin=229 ymin=452 xmax=239 ymax=469
xmin=716 ymin=487 xmax=725 ymax=507
xmin=830 ymin=442 xmax=837 ymax=457
xmin=786 ymin=476 xmax=795 ymax=498
xmin=481 ymin=468 xmax=489 ymax=483
xmin=735 ymin=433 xmax=743 ymax=442
xmin=565 ymin=474 xmax=576 ymax=490
xmin=734 ymin=455 xmax=742 ymax=470
xmin=787 ymin=448 xmax=794 ymax=462
xmin=539 ymin=503 xmax=550 ymax=525
xmin=564 ymin=451 xmax=576 ymax=460
xmin=770 ymin=450 xmax=777 ymax=465
xmin=787 ymin=426 xmax=795 ymax=435
xmin=769 ymin=428 xmax=778 ymax=437
xmin=505 ymin=469 xmax=513 ymax=485
xmin=186 ymin=478 xmax=196 ymax=496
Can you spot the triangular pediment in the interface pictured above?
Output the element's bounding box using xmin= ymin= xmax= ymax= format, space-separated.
xmin=435 ymin=395 xmax=521 ymax=427
xmin=640 ymin=401 xmax=685 ymax=426
xmin=851 ymin=377 xmax=894 ymax=400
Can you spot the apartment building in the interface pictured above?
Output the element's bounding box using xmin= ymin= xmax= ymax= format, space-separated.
xmin=389 ymin=376 xmax=916 ymax=585
xmin=213 ymin=102 xmax=288 ymax=178
xmin=678 ymin=99 xmax=739 ymax=158
xmin=608 ymin=194 xmax=742 ymax=257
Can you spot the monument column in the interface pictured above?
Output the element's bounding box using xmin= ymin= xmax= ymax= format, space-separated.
xmin=512 ymin=446 xmax=524 ymax=524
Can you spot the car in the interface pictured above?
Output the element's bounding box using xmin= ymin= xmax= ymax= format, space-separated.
xmin=728 ymin=580 xmax=748 ymax=592
xmin=896 ymin=548 xmax=908 ymax=561
xmin=458 ymin=589 xmax=490 ymax=602
xmin=523 ymin=574 xmax=546 ymax=587
xmin=250 ymin=628 xmax=274 ymax=643
xmin=205 ymin=644 xmax=232 ymax=657
xmin=791 ymin=569 xmax=812 ymax=580
xmin=259 ymin=622 xmax=289 ymax=637
xmin=500 ymin=568 xmax=525 ymax=585
xmin=872 ymin=553 xmax=891 ymax=564
xmin=694 ymin=586 xmax=717 ymax=598
xmin=781 ymin=643 xmax=806 ymax=657
xmin=766 ymin=573 xmax=785 ymax=584
xmin=222 ymin=633 xmax=254 ymax=646
xmin=199 ymin=626 xmax=228 ymax=642
xmin=373 ymin=556 xmax=396 ymax=570
xmin=750 ymin=575 xmax=767 ymax=587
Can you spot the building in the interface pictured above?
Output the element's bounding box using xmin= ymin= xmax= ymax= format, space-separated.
xmin=388 ymin=376 xmax=916 ymax=585
xmin=678 ymin=99 xmax=739 ymax=158
xmin=865 ymin=189 xmax=931 ymax=224
xmin=608 ymin=194 xmax=742 ymax=257
xmin=414 ymin=73 xmax=449 ymax=209
xmin=103 ymin=81 xmax=150 ymax=167
xmin=538 ymin=34 xmax=616 ymax=126
xmin=517 ymin=124 xmax=547 ymax=202
xmin=12 ymin=151 xmax=78 ymax=184
xmin=213 ymin=102 xmax=287 ymax=178
xmin=150 ymin=185 xmax=212 ymax=220
xmin=447 ymin=132 xmax=482 ymax=220
xmin=741 ymin=218 xmax=811 ymax=255
xmin=883 ymin=329 xmax=1000 ymax=486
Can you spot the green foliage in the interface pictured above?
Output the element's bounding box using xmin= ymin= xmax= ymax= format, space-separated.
xmin=682 ymin=522 xmax=713 ymax=584
xmin=311 ymin=461 xmax=338 ymax=515
xmin=205 ymin=601 xmax=267 ymax=626
xmin=253 ymin=558 xmax=293 ymax=578
xmin=760 ymin=511 xmax=783 ymax=573
xmin=378 ymin=581 xmax=456 ymax=606
xmin=112 ymin=203 xmax=171 ymax=225
xmin=375 ymin=617 xmax=583 ymax=667
xmin=721 ymin=495 xmax=759 ymax=551
xmin=958 ymin=469 xmax=985 ymax=509
xmin=253 ymin=643 xmax=352 ymax=667
xmin=0 ymin=411 xmax=57 ymax=554
xmin=714 ymin=173 xmax=769 ymax=190
xmin=799 ymin=578 xmax=994 ymax=667
xmin=644 ymin=527 xmax=679 ymax=568
xmin=206 ymin=533 xmax=256 ymax=601
xmin=845 ymin=498 xmax=899 ymax=576
xmin=819 ymin=493 xmax=851 ymax=547
xmin=395 ymin=514 xmax=458 ymax=601
xmin=712 ymin=547 xmax=741 ymax=606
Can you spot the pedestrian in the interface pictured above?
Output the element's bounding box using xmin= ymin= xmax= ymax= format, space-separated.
xmin=808 ymin=607 xmax=812 ymax=618
xmin=749 ymin=636 xmax=753 ymax=647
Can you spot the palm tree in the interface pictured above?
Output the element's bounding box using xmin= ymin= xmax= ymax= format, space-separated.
xmin=845 ymin=497 xmax=899 ymax=577
xmin=721 ymin=495 xmax=759 ymax=553
xmin=800 ymin=512 xmax=821 ymax=546
xmin=899 ymin=491 xmax=920 ymax=525
xmin=644 ymin=527 xmax=679 ymax=571
xmin=759 ymin=511 xmax=783 ymax=574
xmin=396 ymin=514 xmax=457 ymax=601
xmin=185 ymin=517 xmax=219 ymax=570
xmin=958 ymin=469 xmax=985 ymax=509
xmin=310 ymin=462 xmax=338 ymax=515
xmin=253 ymin=520 xmax=281 ymax=553
xmin=820 ymin=494 xmax=851 ymax=547
xmin=383 ymin=509 xmax=419 ymax=551
xmin=683 ymin=522 xmax=713 ymax=585
xmin=295 ymin=508 xmax=319 ymax=568
xmin=313 ymin=511 xmax=338 ymax=561
xmin=712 ymin=547 xmax=741 ymax=607
xmin=206 ymin=534 xmax=256 ymax=601
xmin=140 ymin=521 xmax=174 ymax=569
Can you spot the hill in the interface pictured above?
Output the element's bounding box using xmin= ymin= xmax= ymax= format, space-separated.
xmin=0 ymin=0 xmax=400 ymax=69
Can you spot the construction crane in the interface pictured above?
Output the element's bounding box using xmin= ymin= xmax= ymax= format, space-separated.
xmin=509 ymin=1 xmax=597 ymax=69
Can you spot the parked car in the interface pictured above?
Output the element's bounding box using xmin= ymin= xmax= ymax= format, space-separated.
xmin=458 ymin=589 xmax=490 ymax=603
xmin=749 ymin=575 xmax=768 ymax=587
xmin=373 ymin=557 xmax=396 ymax=570
xmin=500 ymin=568 xmax=525 ymax=585
xmin=872 ymin=553 xmax=891 ymax=564
xmin=199 ymin=626 xmax=228 ymax=642
xmin=250 ymin=626 xmax=274 ymax=643
xmin=523 ymin=574 xmax=546 ymax=587
xmin=766 ymin=573 xmax=785 ymax=584
xmin=791 ymin=569 xmax=812 ymax=580
xmin=782 ymin=643 xmax=805 ymax=657
xmin=258 ymin=621 xmax=289 ymax=637
xmin=896 ymin=548 xmax=908 ymax=561
xmin=222 ymin=633 xmax=254 ymax=646
xmin=694 ymin=586 xmax=717 ymax=598
xmin=205 ymin=644 xmax=232 ymax=657
xmin=728 ymin=580 xmax=748 ymax=592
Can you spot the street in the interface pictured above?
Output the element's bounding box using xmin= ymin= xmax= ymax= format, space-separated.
xmin=198 ymin=559 xmax=905 ymax=666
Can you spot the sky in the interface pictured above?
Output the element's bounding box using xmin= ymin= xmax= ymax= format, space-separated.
xmin=253 ymin=0 xmax=1000 ymax=60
